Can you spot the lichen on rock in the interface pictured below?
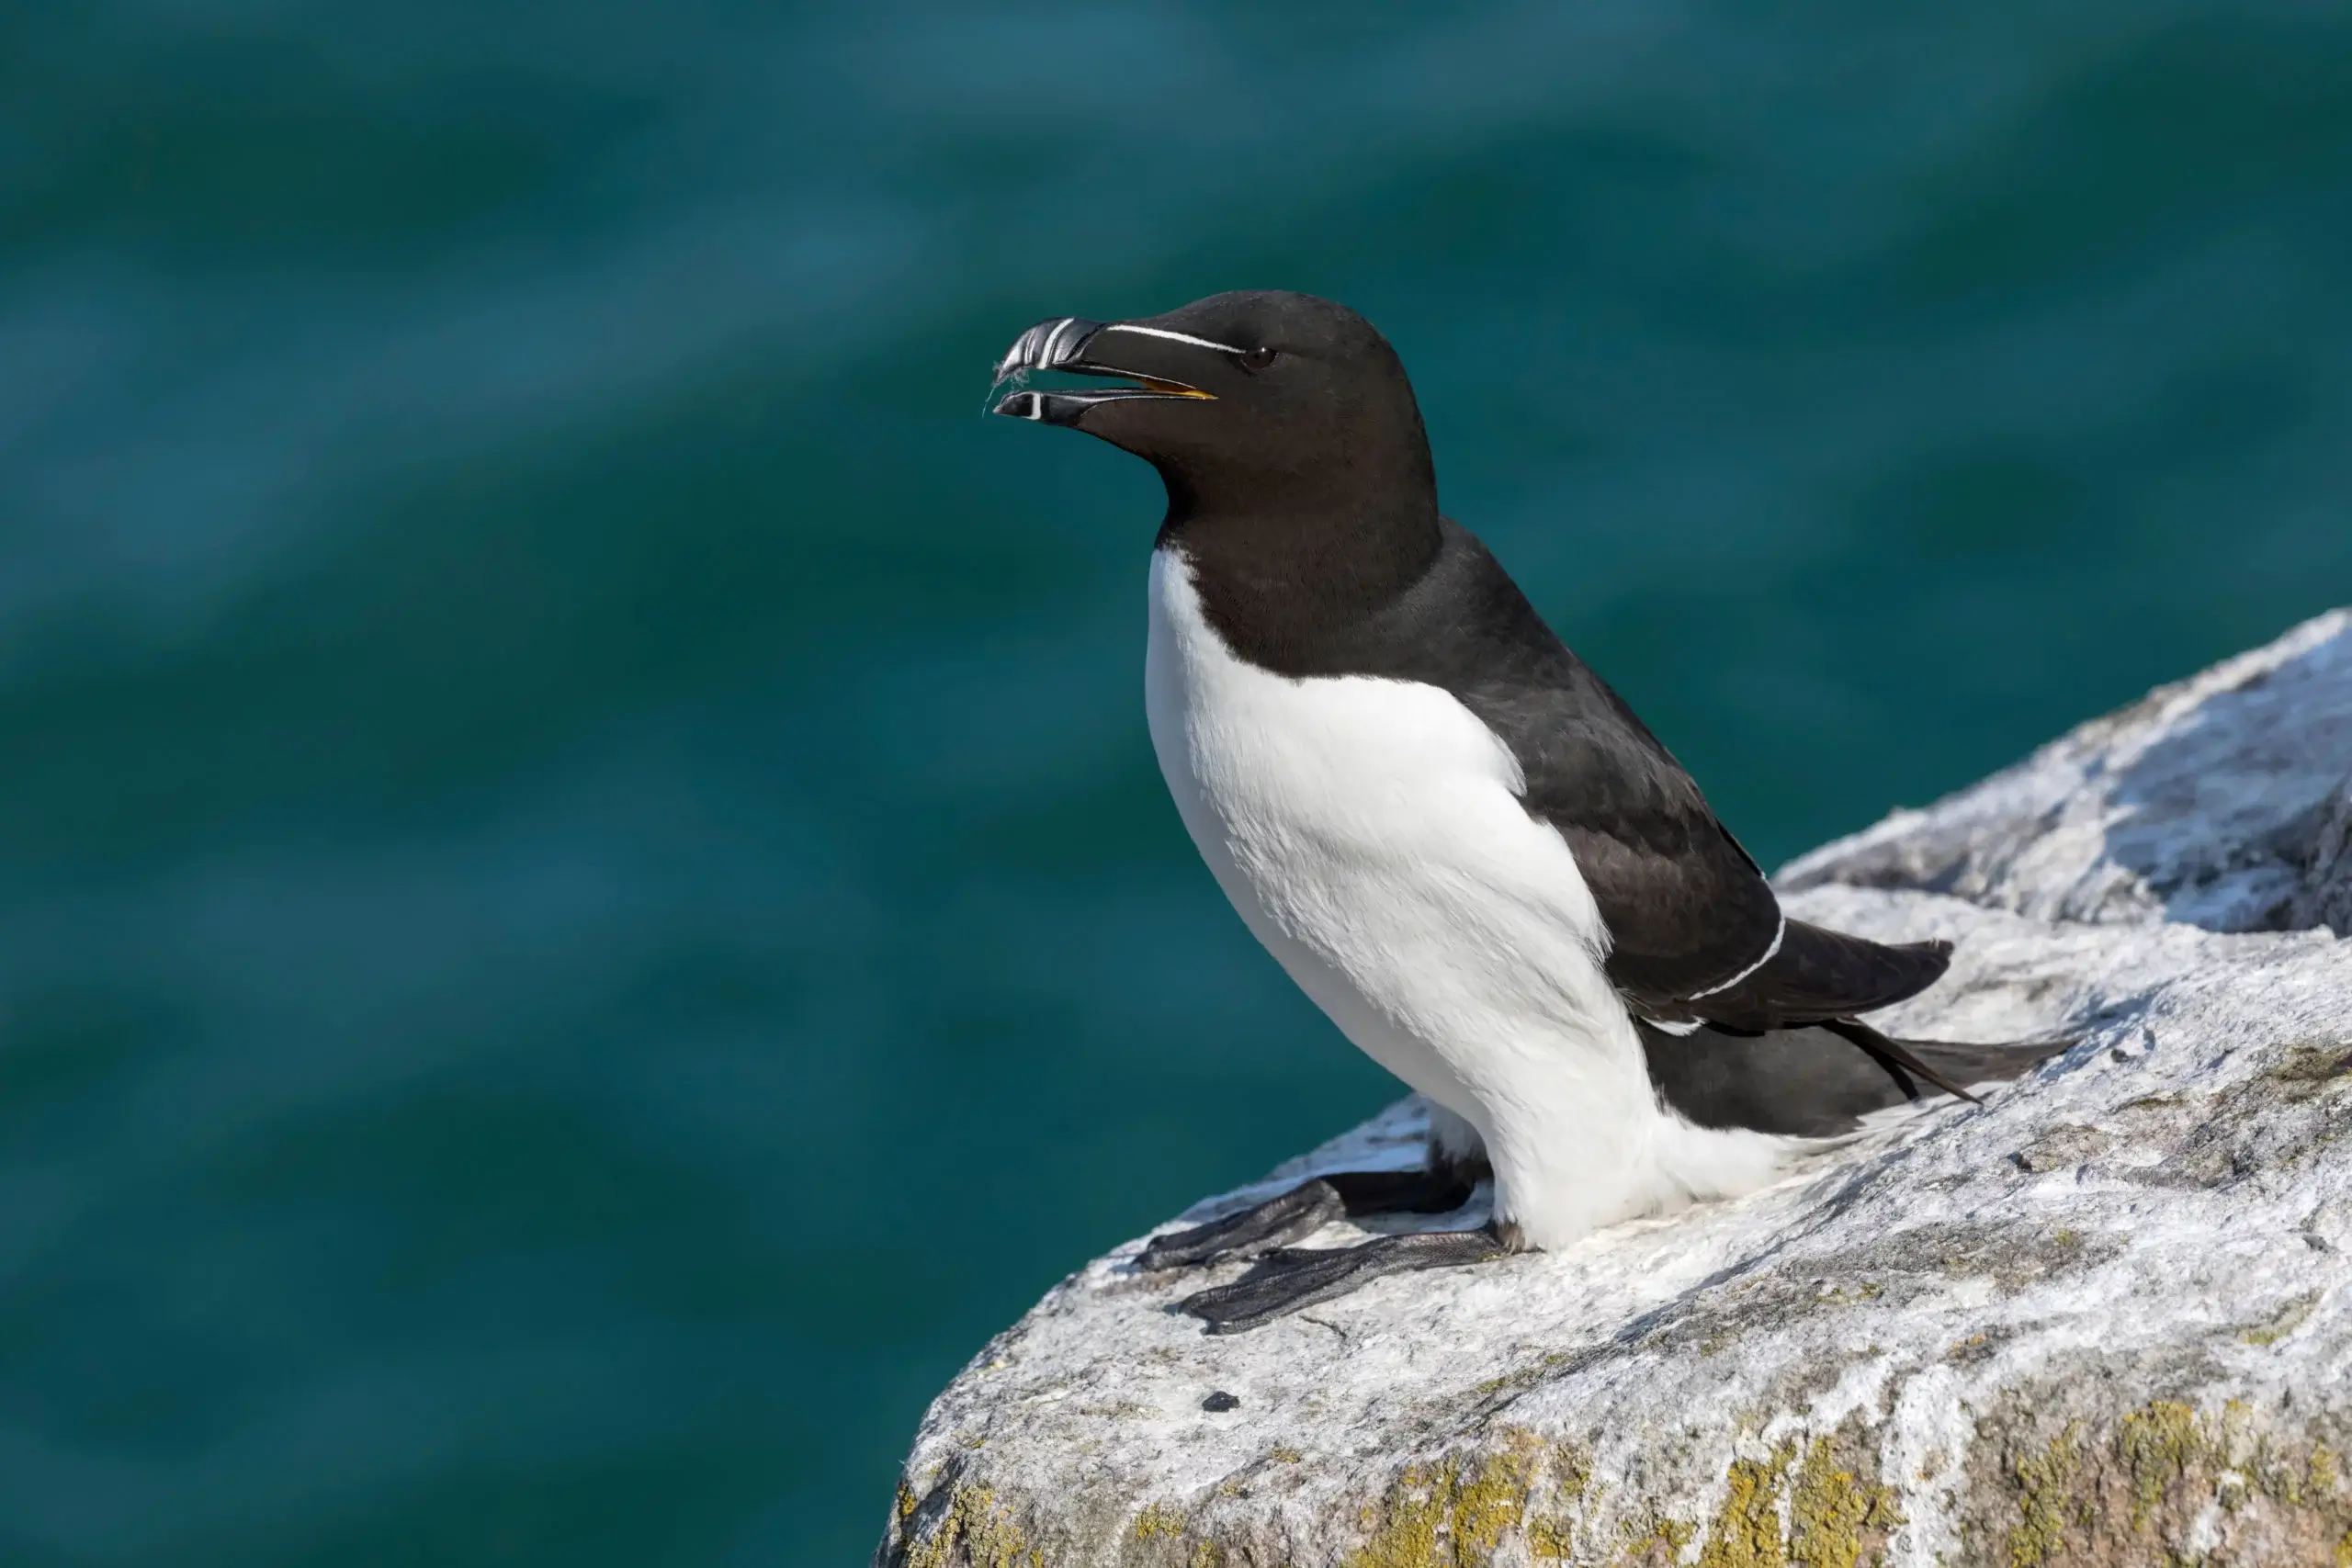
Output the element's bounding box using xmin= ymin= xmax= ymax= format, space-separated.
xmin=878 ymin=612 xmax=2352 ymax=1567
xmin=1957 ymin=1388 xmax=2352 ymax=1567
xmin=1690 ymin=1430 xmax=1901 ymax=1568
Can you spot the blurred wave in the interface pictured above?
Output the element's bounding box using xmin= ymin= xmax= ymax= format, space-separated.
xmin=1 ymin=3 xmax=2347 ymax=1563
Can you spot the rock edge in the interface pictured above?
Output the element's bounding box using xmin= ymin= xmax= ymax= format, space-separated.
xmin=879 ymin=609 xmax=2352 ymax=1568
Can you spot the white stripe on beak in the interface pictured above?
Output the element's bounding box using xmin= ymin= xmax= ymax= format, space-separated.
xmin=1096 ymin=323 xmax=1243 ymax=355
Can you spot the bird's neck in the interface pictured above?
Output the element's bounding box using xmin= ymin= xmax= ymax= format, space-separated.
xmin=1153 ymin=468 xmax=1443 ymax=676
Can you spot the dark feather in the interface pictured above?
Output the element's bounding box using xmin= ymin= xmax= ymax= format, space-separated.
xmin=1817 ymin=1016 xmax=1979 ymax=1103
xmin=1671 ymin=921 xmax=1954 ymax=1033
xmin=1640 ymin=1020 xmax=2072 ymax=1136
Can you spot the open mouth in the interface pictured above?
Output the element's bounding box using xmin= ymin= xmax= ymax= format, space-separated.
xmin=991 ymin=371 xmax=1213 ymax=423
xmin=989 ymin=316 xmax=1216 ymax=424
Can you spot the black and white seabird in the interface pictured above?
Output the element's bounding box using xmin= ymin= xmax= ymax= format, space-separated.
xmin=990 ymin=291 xmax=2065 ymax=1334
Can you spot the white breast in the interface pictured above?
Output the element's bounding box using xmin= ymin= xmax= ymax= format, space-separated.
xmin=1143 ymin=546 xmax=1791 ymax=1248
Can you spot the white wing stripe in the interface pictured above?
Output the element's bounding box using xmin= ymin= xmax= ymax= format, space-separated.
xmin=1684 ymin=910 xmax=1786 ymax=1001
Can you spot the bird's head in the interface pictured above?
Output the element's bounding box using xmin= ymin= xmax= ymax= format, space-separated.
xmin=989 ymin=290 xmax=1435 ymax=518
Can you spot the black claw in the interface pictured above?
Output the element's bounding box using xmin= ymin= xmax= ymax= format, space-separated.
xmin=1181 ymin=1228 xmax=1506 ymax=1334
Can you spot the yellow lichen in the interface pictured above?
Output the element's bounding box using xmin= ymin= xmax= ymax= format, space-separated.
xmin=1969 ymin=1397 xmax=2352 ymax=1565
xmin=2005 ymin=1423 xmax=2083 ymax=1568
xmin=1337 ymin=1435 xmax=1561 ymax=1568
xmin=1790 ymin=1438 xmax=1902 ymax=1568
xmin=1344 ymin=1460 xmax=1450 ymax=1568
xmin=1699 ymin=1443 xmax=1795 ymax=1568
xmin=1526 ymin=1440 xmax=1595 ymax=1562
xmin=1134 ymin=1501 xmax=1188 ymax=1540
xmin=1684 ymin=1435 xmax=1896 ymax=1568
xmin=2120 ymin=1402 xmax=2199 ymax=1530
xmin=1618 ymin=1508 xmax=1697 ymax=1563
xmin=1525 ymin=1515 xmax=1574 ymax=1562
xmin=1450 ymin=1440 xmax=1534 ymax=1558
xmin=900 ymin=1483 xmax=1041 ymax=1568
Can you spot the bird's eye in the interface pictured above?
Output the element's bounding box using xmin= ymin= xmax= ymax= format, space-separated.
xmin=1238 ymin=344 xmax=1278 ymax=370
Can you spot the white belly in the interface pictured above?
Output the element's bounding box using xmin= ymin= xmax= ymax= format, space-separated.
xmin=1143 ymin=546 xmax=1788 ymax=1247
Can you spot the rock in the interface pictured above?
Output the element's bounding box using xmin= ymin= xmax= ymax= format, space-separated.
xmin=877 ymin=613 xmax=2352 ymax=1568
xmin=1780 ymin=609 xmax=2352 ymax=936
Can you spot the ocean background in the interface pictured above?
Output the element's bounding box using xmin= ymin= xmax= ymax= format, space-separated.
xmin=4 ymin=3 xmax=2348 ymax=1563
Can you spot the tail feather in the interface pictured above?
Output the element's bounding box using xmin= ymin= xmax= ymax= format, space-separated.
xmin=1639 ymin=1018 xmax=2073 ymax=1139
xmin=1893 ymin=1030 xmax=2075 ymax=1086
xmin=1700 ymin=919 xmax=1952 ymax=1032
xmin=1820 ymin=1016 xmax=1982 ymax=1104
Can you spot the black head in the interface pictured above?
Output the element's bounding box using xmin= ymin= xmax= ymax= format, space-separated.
xmin=990 ymin=289 xmax=1438 ymax=527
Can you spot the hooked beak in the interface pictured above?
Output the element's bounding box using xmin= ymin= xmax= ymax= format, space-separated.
xmin=989 ymin=316 xmax=1216 ymax=426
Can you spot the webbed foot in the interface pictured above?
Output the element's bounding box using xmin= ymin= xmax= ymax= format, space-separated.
xmin=1136 ymin=1168 xmax=1476 ymax=1272
xmin=1180 ymin=1226 xmax=1508 ymax=1334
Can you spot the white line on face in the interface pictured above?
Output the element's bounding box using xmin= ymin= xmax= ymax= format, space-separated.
xmin=1096 ymin=322 xmax=1243 ymax=355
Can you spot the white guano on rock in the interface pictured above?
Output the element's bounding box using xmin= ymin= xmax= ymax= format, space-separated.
xmin=877 ymin=608 xmax=2352 ymax=1568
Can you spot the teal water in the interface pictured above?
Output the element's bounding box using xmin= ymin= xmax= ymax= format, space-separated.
xmin=5 ymin=4 xmax=2349 ymax=1563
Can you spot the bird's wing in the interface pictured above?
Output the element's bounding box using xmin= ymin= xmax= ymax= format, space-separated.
xmin=1459 ymin=667 xmax=1949 ymax=1030
xmin=1464 ymin=671 xmax=1782 ymax=1010
xmin=1357 ymin=521 xmax=1951 ymax=1030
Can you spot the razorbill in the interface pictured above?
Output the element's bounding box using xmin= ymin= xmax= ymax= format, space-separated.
xmin=990 ymin=291 xmax=2064 ymax=1334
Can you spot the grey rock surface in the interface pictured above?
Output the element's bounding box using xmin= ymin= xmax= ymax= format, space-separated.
xmin=1780 ymin=609 xmax=2352 ymax=937
xmin=878 ymin=613 xmax=2352 ymax=1568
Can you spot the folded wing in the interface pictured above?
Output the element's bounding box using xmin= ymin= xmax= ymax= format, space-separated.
xmin=1352 ymin=523 xmax=1959 ymax=1043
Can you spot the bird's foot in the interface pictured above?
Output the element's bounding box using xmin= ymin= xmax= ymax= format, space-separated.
xmin=1136 ymin=1168 xmax=1476 ymax=1272
xmin=1180 ymin=1226 xmax=1508 ymax=1334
